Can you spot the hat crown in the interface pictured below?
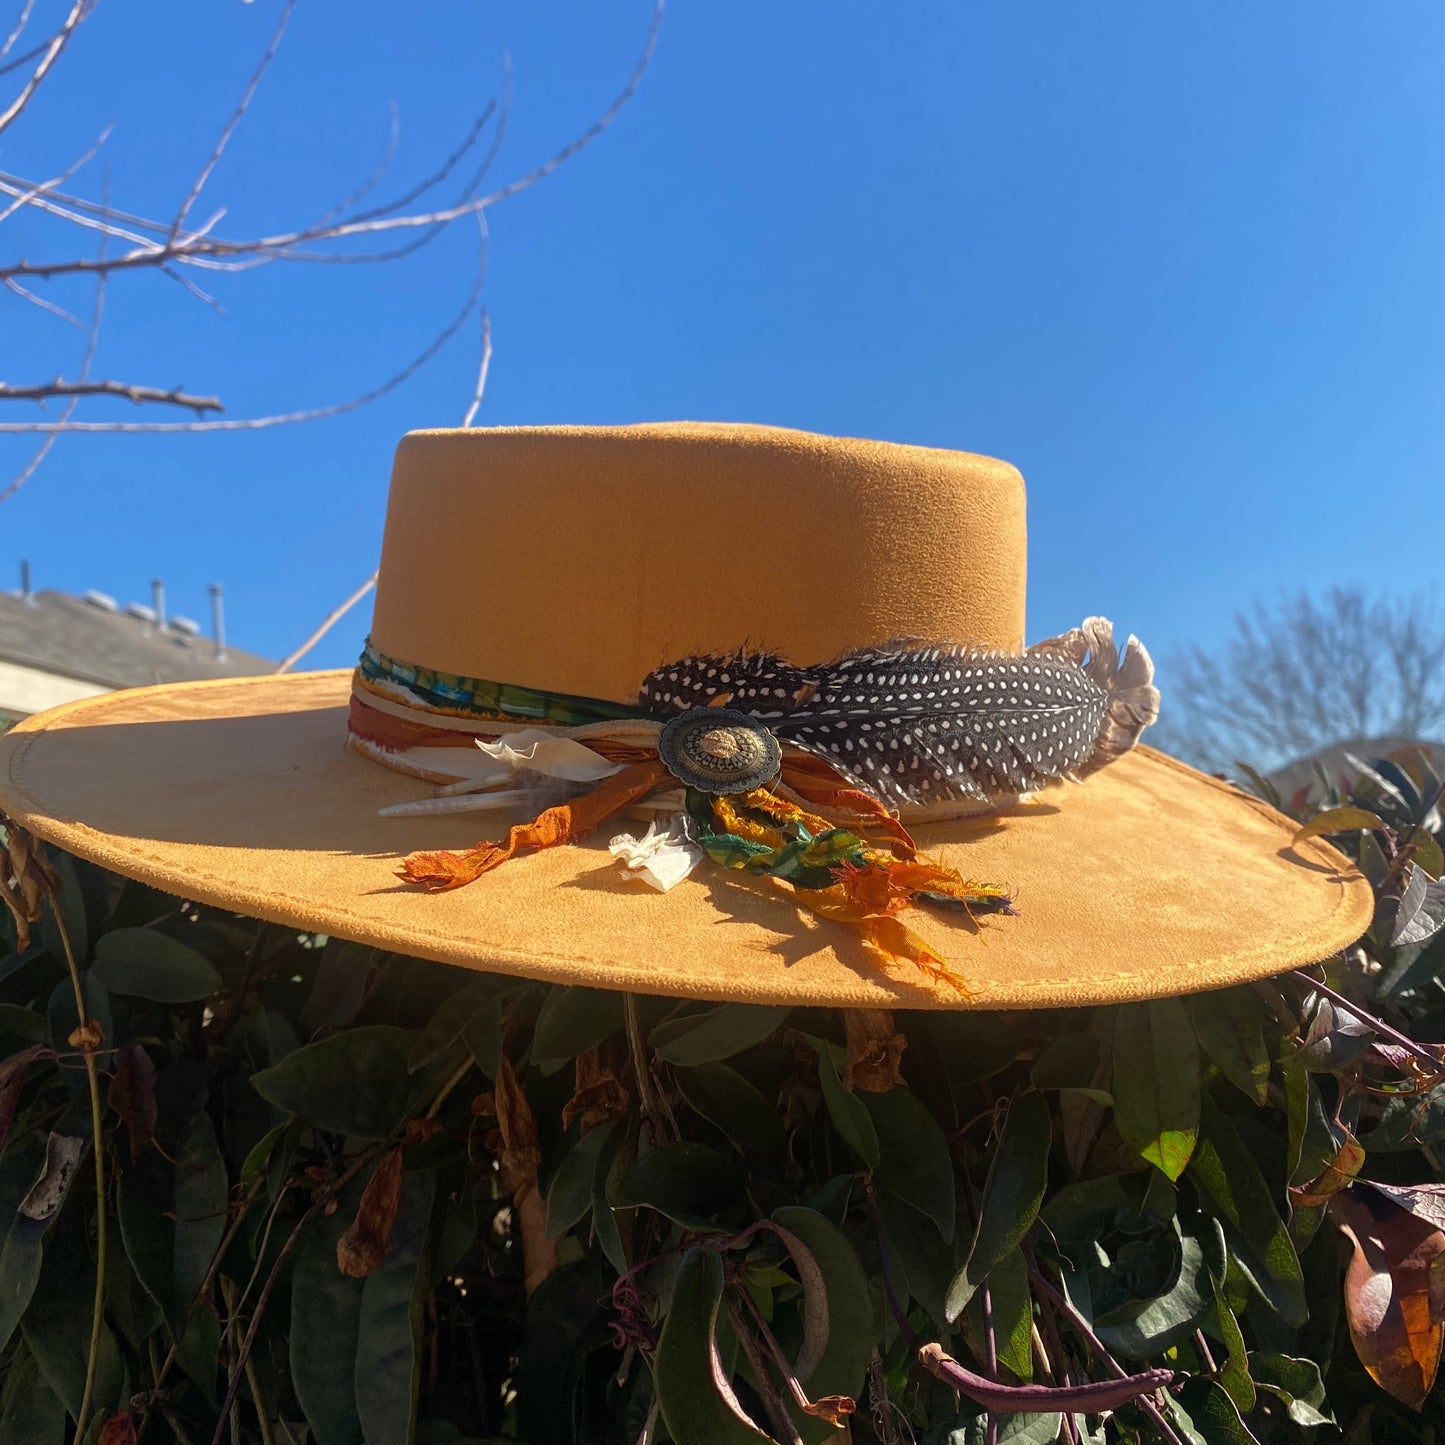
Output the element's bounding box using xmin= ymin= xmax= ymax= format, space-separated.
xmin=369 ymin=422 xmax=1028 ymax=706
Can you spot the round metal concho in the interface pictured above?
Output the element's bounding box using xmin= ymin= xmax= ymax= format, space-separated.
xmin=657 ymin=707 xmax=783 ymax=795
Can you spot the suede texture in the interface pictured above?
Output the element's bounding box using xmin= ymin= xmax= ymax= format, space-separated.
xmin=0 ymin=670 xmax=1373 ymax=1010
xmin=369 ymin=423 xmax=1029 ymax=702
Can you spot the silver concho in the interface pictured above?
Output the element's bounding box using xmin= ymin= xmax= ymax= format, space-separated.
xmin=658 ymin=707 xmax=783 ymax=794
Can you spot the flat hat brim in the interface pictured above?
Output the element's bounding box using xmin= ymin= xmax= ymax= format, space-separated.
xmin=0 ymin=671 xmax=1372 ymax=1009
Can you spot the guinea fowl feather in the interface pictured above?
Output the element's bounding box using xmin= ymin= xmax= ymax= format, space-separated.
xmin=639 ymin=617 xmax=1159 ymax=809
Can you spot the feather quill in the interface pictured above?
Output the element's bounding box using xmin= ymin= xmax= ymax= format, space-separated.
xmin=639 ymin=617 xmax=1159 ymax=809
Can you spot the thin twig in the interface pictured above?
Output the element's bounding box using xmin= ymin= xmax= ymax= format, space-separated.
xmin=0 ymin=267 xmax=104 ymax=505
xmin=0 ymin=238 xmax=486 ymax=434
xmin=50 ymin=901 xmax=106 ymax=1445
xmin=0 ymin=0 xmax=662 ymax=284
xmin=0 ymin=0 xmax=92 ymax=140
xmin=273 ymin=572 xmax=377 ymax=674
xmin=460 ymin=304 xmax=493 ymax=428
xmin=168 ymin=0 xmax=295 ymax=242
xmin=0 ymin=378 xmax=222 ymax=411
xmin=0 ymin=0 xmax=37 ymax=63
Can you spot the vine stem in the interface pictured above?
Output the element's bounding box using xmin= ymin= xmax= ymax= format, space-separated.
xmin=50 ymin=900 xmax=106 ymax=1445
xmin=1027 ymin=1264 xmax=1189 ymax=1445
xmin=1291 ymin=968 xmax=1445 ymax=1077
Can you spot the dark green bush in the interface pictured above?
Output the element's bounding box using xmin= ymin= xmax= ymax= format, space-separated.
xmin=2 ymin=750 xmax=1444 ymax=1444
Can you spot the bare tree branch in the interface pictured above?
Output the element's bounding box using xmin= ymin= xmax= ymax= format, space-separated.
xmin=273 ymin=573 xmax=378 ymax=676
xmin=0 ymin=258 xmax=105 ymax=506
xmin=0 ymin=378 xmax=222 ymax=411
xmin=0 ymin=0 xmax=38 ymax=63
xmin=1153 ymin=587 xmax=1445 ymax=774
xmin=459 ymin=306 xmax=492 ymax=429
xmin=274 ymin=295 xmax=496 ymax=675
xmin=167 ymin=0 xmax=295 ymax=243
xmin=0 ymin=0 xmax=92 ymax=139
xmin=0 ymin=0 xmax=663 ymax=501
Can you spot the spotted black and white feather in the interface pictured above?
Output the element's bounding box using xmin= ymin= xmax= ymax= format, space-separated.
xmin=638 ymin=617 xmax=1160 ymax=809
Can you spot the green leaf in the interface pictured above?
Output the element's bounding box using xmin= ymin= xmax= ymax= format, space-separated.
xmin=613 ymin=1143 xmax=742 ymax=1228
xmin=861 ymin=1086 xmax=956 ymax=1240
xmin=356 ymin=1169 xmax=435 ymax=1445
xmin=0 ymin=1347 xmax=66 ymax=1445
xmin=954 ymin=1413 xmax=1065 ymax=1445
xmin=593 ymin=1141 xmax=628 ymax=1277
xmin=1188 ymin=1096 xmax=1306 ymax=1327
xmin=1030 ymin=1031 xmax=1105 ymax=1096
xmin=653 ymin=1249 xmax=769 ymax=1444
xmin=172 ymin=1093 xmax=228 ymax=1315
xmin=1202 ymin=1219 xmax=1254 ymax=1413
xmin=240 ymin=1119 xmax=289 ymax=1182
xmin=1251 ymin=1353 xmax=1333 ymax=1427
xmin=771 ymin=1207 xmax=874 ymax=1434
xmin=92 ymin=927 xmax=222 ymax=1003
xmin=1113 ymin=998 xmax=1200 ymax=1179
xmin=650 ymin=1004 xmax=792 ymax=1065
xmin=0 ymin=1135 xmax=74 ymax=1353
xmin=976 ymin=1247 xmax=1033 ymax=1380
xmin=1095 ymin=1230 xmax=1209 ymax=1360
xmin=946 ymin=1091 xmax=1051 ymax=1319
xmin=1167 ymin=1376 xmax=1262 ymax=1445
xmin=809 ymin=1038 xmax=880 ymax=1169
xmin=1292 ymin=806 xmax=1388 ymax=843
xmin=676 ymin=1062 xmax=786 ymax=1163
xmin=408 ymin=980 xmax=503 ymax=1074
xmin=251 ymin=1025 xmax=428 ymax=1139
xmin=22 ymin=1216 xmax=123 ymax=1420
xmin=545 ymin=1121 xmax=620 ymax=1238
xmin=291 ymin=1181 xmax=365 ymax=1445
xmin=1188 ymin=989 xmax=1271 ymax=1105
xmin=530 ymin=986 xmax=624 ymax=1070
xmin=0 ymin=1005 xmax=46 ymax=1045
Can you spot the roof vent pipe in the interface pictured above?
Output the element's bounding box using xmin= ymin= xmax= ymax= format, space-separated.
xmin=209 ymin=583 xmax=227 ymax=661
xmin=151 ymin=578 xmax=166 ymax=632
xmin=19 ymin=559 xmax=31 ymax=603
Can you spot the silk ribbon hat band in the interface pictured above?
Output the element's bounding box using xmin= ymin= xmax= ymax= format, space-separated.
xmin=0 ymin=423 xmax=1372 ymax=1008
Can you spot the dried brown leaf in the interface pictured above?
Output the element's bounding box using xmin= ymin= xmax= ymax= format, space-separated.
xmin=1331 ymin=1186 xmax=1445 ymax=1409
xmin=1290 ymin=1131 xmax=1365 ymax=1208
xmin=0 ymin=815 xmax=60 ymax=952
xmin=562 ymin=1043 xmax=630 ymax=1134
xmin=493 ymin=1051 xmax=557 ymax=1296
xmin=336 ymin=1146 xmax=404 ymax=1278
xmin=842 ymin=1009 xmax=907 ymax=1093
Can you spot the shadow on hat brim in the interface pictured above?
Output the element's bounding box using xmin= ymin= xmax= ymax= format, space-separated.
xmin=0 ymin=671 xmax=1373 ymax=1010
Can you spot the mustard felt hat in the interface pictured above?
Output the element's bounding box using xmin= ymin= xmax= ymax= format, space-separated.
xmin=0 ymin=423 xmax=1371 ymax=1008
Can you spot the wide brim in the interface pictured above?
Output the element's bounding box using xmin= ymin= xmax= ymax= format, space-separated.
xmin=0 ymin=671 xmax=1372 ymax=1010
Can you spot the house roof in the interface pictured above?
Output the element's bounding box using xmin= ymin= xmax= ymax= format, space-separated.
xmin=0 ymin=589 xmax=274 ymax=690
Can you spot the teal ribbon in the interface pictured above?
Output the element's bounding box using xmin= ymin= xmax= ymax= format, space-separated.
xmin=358 ymin=642 xmax=649 ymax=728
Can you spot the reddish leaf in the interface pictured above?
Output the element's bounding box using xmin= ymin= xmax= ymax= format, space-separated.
xmin=1330 ymin=1186 xmax=1445 ymax=1409
xmin=0 ymin=1044 xmax=52 ymax=1153
xmin=98 ymin=1411 xmax=139 ymax=1445
xmin=336 ymin=1146 xmax=404 ymax=1278
xmin=107 ymin=1042 xmax=157 ymax=1157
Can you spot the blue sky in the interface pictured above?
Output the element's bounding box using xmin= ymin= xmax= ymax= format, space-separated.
xmin=3 ymin=1 xmax=1444 ymax=687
